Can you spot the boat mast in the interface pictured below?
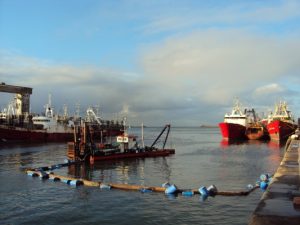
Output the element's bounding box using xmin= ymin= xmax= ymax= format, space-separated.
xmin=141 ymin=122 xmax=145 ymax=148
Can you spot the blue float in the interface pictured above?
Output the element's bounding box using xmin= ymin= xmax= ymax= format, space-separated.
xmin=260 ymin=174 xmax=269 ymax=182
xmin=69 ymin=180 xmax=83 ymax=186
xmin=182 ymin=191 xmax=194 ymax=196
xmin=260 ymin=181 xmax=268 ymax=190
xmin=165 ymin=184 xmax=177 ymax=194
xmin=27 ymin=171 xmax=38 ymax=177
xmin=100 ymin=184 xmax=111 ymax=190
xmin=140 ymin=188 xmax=152 ymax=193
xmin=69 ymin=180 xmax=77 ymax=186
xmin=199 ymin=186 xmax=209 ymax=196
xmin=200 ymin=194 xmax=208 ymax=202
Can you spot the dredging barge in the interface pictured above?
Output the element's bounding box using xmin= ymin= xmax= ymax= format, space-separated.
xmin=67 ymin=122 xmax=175 ymax=163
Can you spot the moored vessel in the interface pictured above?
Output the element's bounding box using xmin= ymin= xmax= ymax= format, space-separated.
xmin=245 ymin=109 xmax=269 ymax=140
xmin=0 ymin=95 xmax=123 ymax=143
xmin=219 ymin=100 xmax=248 ymax=140
xmin=67 ymin=123 xmax=175 ymax=162
xmin=266 ymin=101 xmax=297 ymax=142
xmin=0 ymin=95 xmax=74 ymax=142
xmin=245 ymin=123 xmax=268 ymax=140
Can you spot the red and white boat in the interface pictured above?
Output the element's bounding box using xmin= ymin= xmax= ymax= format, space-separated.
xmin=266 ymin=101 xmax=297 ymax=142
xmin=219 ymin=100 xmax=248 ymax=140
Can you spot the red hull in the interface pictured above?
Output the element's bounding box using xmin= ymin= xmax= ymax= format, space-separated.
xmin=0 ymin=125 xmax=123 ymax=143
xmin=267 ymin=120 xmax=297 ymax=142
xmin=91 ymin=149 xmax=175 ymax=161
xmin=219 ymin=122 xmax=246 ymax=140
xmin=0 ymin=125 xmax=74 ymax=142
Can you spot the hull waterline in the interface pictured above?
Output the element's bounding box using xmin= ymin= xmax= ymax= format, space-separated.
xmin=219 ymin=122 xmax=246 ymax=140
xmin=267 ymin=120 xmax=297 ymax=142
xmin=0 ymin=125 xmax=73 ymax=142
xmin=91 ymin=149 xmax=175 ymax=161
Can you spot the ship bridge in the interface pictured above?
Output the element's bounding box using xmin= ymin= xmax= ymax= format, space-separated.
xmin=0 ymin=82 xmax=32 ymax=115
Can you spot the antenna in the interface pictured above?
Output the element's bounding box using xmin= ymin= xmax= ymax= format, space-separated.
xmin=48 ymin=93 xmax=52 ymax=108
xmin=141 ymin=122 xmax=145 ymax=148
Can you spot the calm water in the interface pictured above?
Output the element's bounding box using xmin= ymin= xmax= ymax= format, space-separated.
xmin=0 ymin=127 xmax=283 ymax=225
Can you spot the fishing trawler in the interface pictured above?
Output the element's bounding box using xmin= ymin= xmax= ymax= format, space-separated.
xmin=219 ymin=100 xmax=248 ymax=140
xmin=266 ymin=101 xmax=297 ymax=142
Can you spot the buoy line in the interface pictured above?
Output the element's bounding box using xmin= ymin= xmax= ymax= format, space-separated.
xmin=24 ymin=162 xmax=273 ymax=200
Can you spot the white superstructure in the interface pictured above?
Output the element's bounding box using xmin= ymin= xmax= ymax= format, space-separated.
xmin=224 ymin=100 xmax=247 ymax=126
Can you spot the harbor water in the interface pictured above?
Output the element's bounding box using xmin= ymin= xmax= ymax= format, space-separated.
xmin=0 ymin=127 xmax=283 ymax=225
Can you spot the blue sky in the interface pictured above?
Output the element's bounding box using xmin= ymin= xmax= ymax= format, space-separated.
xmin=1 ymin=0 xmax=300 ymax=126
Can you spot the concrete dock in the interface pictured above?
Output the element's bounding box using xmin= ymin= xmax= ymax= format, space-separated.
xmin=249 ymin=138 xmax=300 ymax=225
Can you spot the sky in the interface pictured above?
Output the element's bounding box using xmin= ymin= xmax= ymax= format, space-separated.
xmin=1 ymin=0 xmax=300 ymax=126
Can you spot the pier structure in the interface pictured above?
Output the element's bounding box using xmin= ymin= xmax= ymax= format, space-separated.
xmin=0 ymin=83 xmax=32 ymax=115
xmin=249 ymin=137 xmax=300 ymax=225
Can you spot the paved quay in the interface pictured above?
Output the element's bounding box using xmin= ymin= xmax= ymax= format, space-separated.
xmin=249 ymin=138 xmax=300 ymax=225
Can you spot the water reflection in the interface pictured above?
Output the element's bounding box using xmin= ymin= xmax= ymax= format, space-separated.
xmin=220 ymin=139 xmax=247 ymax=148
xmin=267 ymin=140 xmax=285 ymax=151
xmin=220 ymin=138 xmax=284 ymax=151
xmin=67 ymin=157 xmax=171 ymax=185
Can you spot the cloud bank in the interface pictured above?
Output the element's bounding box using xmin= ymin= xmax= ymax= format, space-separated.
xmin=1 ymin=27 xmax=300 ymax=126
xmin=1 ymin=1 xmax=300 ymax=125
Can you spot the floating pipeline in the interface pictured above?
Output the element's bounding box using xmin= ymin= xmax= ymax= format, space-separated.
xmin=25 ymin=165 xmax=267 ymax=197
xmin=25 ymin=169 xmax=261 ymax=197
xmin=24 ymin=160 xmax=79 ymax=175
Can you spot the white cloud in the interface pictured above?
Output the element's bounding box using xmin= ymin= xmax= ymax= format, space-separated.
xmin=253 ymin=83 xmax=284 ymax=97
xmin=2 ymin=24 xmax=300 ymax=125
xmin=140 ymin=29 xmax=300 ymax=105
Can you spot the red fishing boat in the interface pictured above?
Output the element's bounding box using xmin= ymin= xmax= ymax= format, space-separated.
xmin=266 ymin=101 xmax=297 ymax=142
xmin=219 ymin=100 xmax=248 ymax=140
